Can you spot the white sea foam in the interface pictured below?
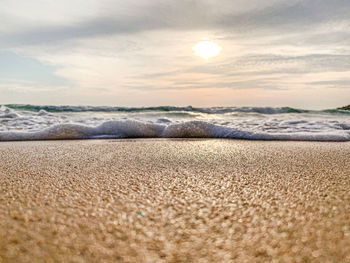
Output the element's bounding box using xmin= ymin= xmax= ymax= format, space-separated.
xmin=0 ymin=106 xmax=21 ymax=118
xmin=0 ymin=105 xmax=349 ymax=141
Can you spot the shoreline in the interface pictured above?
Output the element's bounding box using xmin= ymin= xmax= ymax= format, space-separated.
xmin=1 ymin=139 xmax=350 ymax=262
xmin=1 ymin=137 xmax=350 ymax=142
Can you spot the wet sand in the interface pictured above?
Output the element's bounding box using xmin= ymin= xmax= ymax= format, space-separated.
xmin=0 ymin=139 xmax=349 ymax=262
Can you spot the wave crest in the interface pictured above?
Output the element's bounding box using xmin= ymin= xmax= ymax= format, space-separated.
xmin=4 ymin=104 xmax=306 ymax=115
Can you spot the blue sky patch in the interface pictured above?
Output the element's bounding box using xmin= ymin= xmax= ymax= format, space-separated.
xmin=0 ymin=51 xmax=69 ymax=87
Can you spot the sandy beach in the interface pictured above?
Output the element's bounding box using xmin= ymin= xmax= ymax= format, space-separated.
xmin=0 ymin=139 xmax=349 ymax=263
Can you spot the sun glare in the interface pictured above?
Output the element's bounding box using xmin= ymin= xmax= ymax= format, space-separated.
xmin=193 ymin=40 xmax=222 ymax=59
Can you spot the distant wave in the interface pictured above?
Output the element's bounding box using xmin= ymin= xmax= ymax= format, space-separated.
xmin=0 ymin=120 xmax=349 ymax=141
xmin=4 ymin=104 xmax=350 ymax=115
xmin=1 ymin=103 xmax=324 ymax=114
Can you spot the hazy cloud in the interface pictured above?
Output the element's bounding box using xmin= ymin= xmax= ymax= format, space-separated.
xmin=1 ymin=0 xmax=350 ymax=47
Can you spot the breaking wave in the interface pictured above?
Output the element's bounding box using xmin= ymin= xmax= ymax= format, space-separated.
xmin=1 ymin=104 xmax=350 ymax=141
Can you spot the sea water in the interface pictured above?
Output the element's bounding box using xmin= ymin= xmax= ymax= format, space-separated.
xmin=1 ymin=104 xmax=350 ymax=141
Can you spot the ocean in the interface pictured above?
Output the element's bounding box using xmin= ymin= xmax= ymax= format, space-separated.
xmin=1 ymin=104 xmax=350 ymax=141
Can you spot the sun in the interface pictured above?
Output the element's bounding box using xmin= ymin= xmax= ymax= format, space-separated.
xmin=193 ymin=40 xmax=222 ymax=59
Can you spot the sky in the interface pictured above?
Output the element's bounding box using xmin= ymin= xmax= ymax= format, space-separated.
xmin=1 ymin=0 xmax=350 ymax=109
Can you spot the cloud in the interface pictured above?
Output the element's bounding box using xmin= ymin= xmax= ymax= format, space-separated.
xmin=221 ymin=0 xmax=350 ymax=29
xmin=233 ymin=54 xmax=350 ymax=71
xmin=310 ymin=80 xmax=350 ymax=88
xmin=1 ymin=0 xmax=350 ymax=48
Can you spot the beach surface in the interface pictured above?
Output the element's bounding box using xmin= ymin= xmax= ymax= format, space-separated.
xmin=0 ymin=139 xmax=349 ymax=262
